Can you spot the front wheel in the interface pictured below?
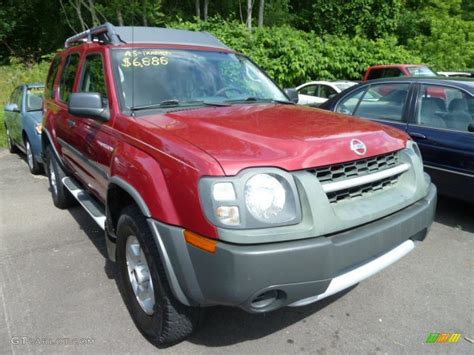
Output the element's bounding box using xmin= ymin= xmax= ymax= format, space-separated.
xmin=116 ymin=205 xmax=200 ymax=346
xmin=26 ymin=138 xmax=43 ymax=175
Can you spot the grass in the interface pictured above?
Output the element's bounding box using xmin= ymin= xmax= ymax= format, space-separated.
xmin=0 ymin=60 xmax=50 ymax=147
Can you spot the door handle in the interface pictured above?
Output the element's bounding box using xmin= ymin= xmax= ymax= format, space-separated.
xmin=67 ymin=119 xmax=76 ymax=128
xmin=410 ymin=132 xmax=426 ymax=140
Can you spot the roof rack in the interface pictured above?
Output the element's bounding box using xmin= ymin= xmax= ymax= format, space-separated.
xmin=65 ymin=23 xmax=121 ymax=48
xmin=64 ymin=22 xmax=230 ymax=50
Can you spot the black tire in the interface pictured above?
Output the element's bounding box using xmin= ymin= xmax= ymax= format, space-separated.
xmin=25 ymin=137 xmax=43 ymax=175
xmin=5 ymin=126 xmax=18 ymax=154
xmin=45 ymin=145 xmax=74 ymax=209
xmin=116 ymin=205 xmax=200 ymax=346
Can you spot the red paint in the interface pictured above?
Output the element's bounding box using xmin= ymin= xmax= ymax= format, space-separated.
xmin=44 ymin=43 xmax=409 ymax=239
xmin=363 ymin=64 xmax=431 ymax=81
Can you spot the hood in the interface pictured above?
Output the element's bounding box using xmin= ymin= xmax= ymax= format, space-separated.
xmin=141 ymin=104 xmax=408 ymax=176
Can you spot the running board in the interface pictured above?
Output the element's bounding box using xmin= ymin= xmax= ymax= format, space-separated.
xmin=62 ymin=177 xmax=106 ymax=230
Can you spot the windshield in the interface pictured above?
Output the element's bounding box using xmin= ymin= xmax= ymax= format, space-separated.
xmin=407 ymin=66 xmax=437 ymax=77
xmin=112 ymin=49 xmax=288 ymax=110
xmin=26 ymin=87 xmax=44 ymax=111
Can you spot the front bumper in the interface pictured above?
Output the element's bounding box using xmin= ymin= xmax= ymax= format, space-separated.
xmin=149 ymin=183 xmax=436 ymax=313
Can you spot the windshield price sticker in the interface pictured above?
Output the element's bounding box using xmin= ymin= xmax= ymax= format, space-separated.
xmin=121 ymin=50 xmax=170 ymax=68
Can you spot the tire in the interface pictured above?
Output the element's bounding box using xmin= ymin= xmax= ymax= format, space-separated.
xmin=25 ymin=138 xmax=43 ymax=175
xmin=5 ymin=126 xmax=18 ymax=154
xmin=45 ymin=145 xmax=74 ymax=209
xmin=116 ymin=205 xmax=200 ymax=346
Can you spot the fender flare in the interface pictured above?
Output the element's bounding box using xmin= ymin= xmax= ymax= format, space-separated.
xmin=107 ymin=176 xmax=151 ymax=218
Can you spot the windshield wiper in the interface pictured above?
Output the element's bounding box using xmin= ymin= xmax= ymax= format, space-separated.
xmin=131 ymin=99 xmax=229 ymax=112
xmin=226 ymin=97 xmax=294 ymax=105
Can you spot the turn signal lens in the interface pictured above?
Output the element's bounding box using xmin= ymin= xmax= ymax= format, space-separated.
xmin=184 ymin=230 xmax=217 ymax=253
xmin=216 ymin=206 xmax=240 ymax=226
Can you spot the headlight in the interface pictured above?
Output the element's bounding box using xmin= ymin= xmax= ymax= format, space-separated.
xmin=245 ymin=174 xmax=286 ymax=222
xmin=200 ymin=169 xmax=301 ymax=229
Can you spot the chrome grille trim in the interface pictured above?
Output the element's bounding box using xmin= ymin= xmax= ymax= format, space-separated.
xmin=322 ymin=163 xmax=410 ymax=194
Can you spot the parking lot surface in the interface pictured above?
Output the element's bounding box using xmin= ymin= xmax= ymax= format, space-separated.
xmin=0 ymin=149 xmax=472 ymax=353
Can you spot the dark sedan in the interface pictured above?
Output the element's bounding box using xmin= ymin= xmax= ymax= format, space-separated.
xmin=320 ymin=77 xmax=474 ymax=203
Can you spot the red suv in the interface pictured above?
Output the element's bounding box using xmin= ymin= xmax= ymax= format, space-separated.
xmin=42 ymin=23 xmax=436 ymax=345
xmin=363 ymin=64 xmax=437 ymax=81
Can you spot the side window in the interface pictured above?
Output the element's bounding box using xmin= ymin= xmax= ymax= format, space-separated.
xmin=336 ymin=89 xmax=366 ymax=115
xmin=367 ymin=69 xmax=383 ymax=80
xmin=9 ymin=87 xmax=20 ymax=105
xmin=59 ymin=53 xmax=80 ymax=103
xmin=45 ymin=56 xmax=62 ymax=99
xmin=319 ymin=85 xmax=337 ymax=99
xmin=418 ymin=84 xmax=473 ymax=132
xmin=80 ymin=54 xmax=108 ymax=100
xmin=383 ymin=68 xmax=403 ymax=78
xmin=298 ymin=85 xmax=317 ymax=96
xmin=353 ymin=83 xmax=409 ymax=122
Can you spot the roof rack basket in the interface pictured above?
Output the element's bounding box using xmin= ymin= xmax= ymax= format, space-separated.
xmin=64 ymin=23 xmax=121 ymax=48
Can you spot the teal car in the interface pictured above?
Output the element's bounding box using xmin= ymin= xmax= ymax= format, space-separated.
xmin=4 ymin=83 xmax=45 ymax=174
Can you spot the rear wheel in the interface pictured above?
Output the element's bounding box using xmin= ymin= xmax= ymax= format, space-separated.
xmin=6 ymin=127 xmax=18 ymax=154
xmin=45 ymin=145 xmax=74 ymax=209
xmin=25 ymin=138 xmax=42 ymax=175
xmin=116 ymin=205 xmax=200 ymax=346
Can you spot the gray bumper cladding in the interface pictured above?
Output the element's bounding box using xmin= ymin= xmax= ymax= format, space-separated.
xmin=149 ymin=184 xmax=437 ymax=313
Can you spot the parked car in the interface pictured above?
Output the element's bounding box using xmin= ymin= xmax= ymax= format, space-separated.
xmin=4 ymin=83 xmax=45 ymax=174
xmin=437 ymin=71 xmax=474 ymax=78
xmin=320 ymin=77 xmax=474 ymax=203
xmin=42 ymin=23 xmax=435 ymax=346
xmin=363 ymin=64 xmax=437 ymax=81
xmin=295 ymin=80 xmax=357 ymax=106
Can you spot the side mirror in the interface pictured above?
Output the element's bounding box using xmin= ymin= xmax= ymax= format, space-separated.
xmin=68 ymin=92 xmax=109 ymax=121
xmin=284 ymin=88 xmax=299 ymax=104
xmin=469 ymin=123 xmax=474 ymax=133
xmin=4 ymin=103 xmax=19 ymax=112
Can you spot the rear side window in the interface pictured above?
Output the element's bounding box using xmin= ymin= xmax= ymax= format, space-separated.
xmin=59 ymin=53 xmax=80 ymax=103
xmin=367 ymin=68 xmax=383 ymax=80
xmin=417 ymin=84 xmax=473 ymax=132
xmin=80 ymin=54 xmax=108 ymax=99
xmin=45 ymin=56 xmax=62 ymax=99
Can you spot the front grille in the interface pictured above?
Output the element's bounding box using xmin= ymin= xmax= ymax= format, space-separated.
xmin=308 ymin=151 xmax=403 ymax=203
xmin=309 ymin=151 xmax=399 ymax=184
xmin=326 ymin=173 xmax=401 ymax=203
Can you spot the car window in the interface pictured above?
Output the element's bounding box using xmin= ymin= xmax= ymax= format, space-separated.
xmin=407 ymin=66 xmax=437 ymax=77
xmin=353 ymin=83 xmax=409 ymax=122
xmin=298 ymin=85 xmax=318 ymax=96
xmin=9 ymin=87 xmax=20 ymax=106
xmin=80 ymin=54 xmax=108 ymax=101
xmin=367 ymin=68 xmax=383 ymax=80
xmin=382 ymin=68 xmax=403 ymax=78
xmin=319 ymin=85 xmax=337 ymax=98
xmin=46 ymin=55 xmax=62 ymax=99
xmin=336 ymin=89 xmax=366 ymax=115
xmin=59 ymin=53 xmax=80 ymax=103
xmin=26 ymin=87 xmax=44 ymax=111
xmin=417 ymin=84 xmax=473 ymax=132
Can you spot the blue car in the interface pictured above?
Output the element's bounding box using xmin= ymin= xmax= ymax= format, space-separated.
xmin=4 ymin=83 xmax=45 ymax=174
xmin=320 ymin=77 xmax=474 ymax=203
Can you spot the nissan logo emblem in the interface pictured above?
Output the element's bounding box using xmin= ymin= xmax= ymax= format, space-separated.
xmin=350 ymin=139 xmax=367 ymax=156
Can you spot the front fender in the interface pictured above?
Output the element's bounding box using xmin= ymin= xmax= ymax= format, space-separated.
xmin=109 ymin=141 xmax=220 ymax=238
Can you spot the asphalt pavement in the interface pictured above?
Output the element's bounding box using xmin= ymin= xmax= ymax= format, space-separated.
xmin=0 ymin=149 xmax=472 ymax=353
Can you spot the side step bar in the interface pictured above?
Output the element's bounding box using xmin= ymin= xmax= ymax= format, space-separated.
xmin=62 ymin=177 xmax=106 ymax=230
